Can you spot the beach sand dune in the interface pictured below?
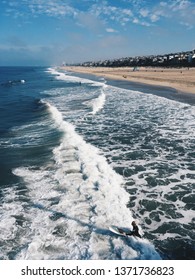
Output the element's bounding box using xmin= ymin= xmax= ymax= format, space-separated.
xmin=62 ymin=66 xmax=195 ymax=95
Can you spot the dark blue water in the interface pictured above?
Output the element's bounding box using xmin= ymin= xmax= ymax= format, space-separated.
xmin=0 ymin=67 xmax=194 ymax=260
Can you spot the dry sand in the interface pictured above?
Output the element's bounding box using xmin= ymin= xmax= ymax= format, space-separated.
xmin=62 ymin=66 xmax=195 ymax=94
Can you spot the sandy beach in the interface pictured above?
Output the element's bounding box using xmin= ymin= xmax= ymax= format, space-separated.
xmin=62 ymin=66 xmax=195 ymax=94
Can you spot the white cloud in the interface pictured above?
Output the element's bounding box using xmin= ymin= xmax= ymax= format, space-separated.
xmin=5 ymin=0 xmax=78 ymax=18
xmin=133 ymin=18 xmax=139 ymax=24
xmin=3 ymin=0 xmax=195 ymax=29
xmin=106 ymin=28 xmax=118 ymax=33
xmin=139 ymin=8 xmax=149 ymax=17
xmin=89 ymin=3 xmax=133 ymax=26
xmin=170 ymin=0 xmax=191 ymax=11
xmin=133 ymin=17 xmax=151 ymax=27
xmin=157 ymin=0 xmax=195 ymax=27
xmin=123 ymin=9 xmax=133 ymax=17
xmin=137 ymin=0 xmax=195 ymax=28
xmin=150 ymin=14 xmax=159 ymax=23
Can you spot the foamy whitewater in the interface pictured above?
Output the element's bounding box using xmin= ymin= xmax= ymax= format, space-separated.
xmin=0 ymin=67 xmax=194 ymax=260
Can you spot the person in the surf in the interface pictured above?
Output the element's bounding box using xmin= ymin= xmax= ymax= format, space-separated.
xmin=119 ymin=221 xmax=141 ymax=238
xmin=127 ymin=221 xmax=141 ymax=238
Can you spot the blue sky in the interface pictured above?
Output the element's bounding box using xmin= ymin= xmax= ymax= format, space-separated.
xmin=0 ymin=0 xmax=195 ymax=66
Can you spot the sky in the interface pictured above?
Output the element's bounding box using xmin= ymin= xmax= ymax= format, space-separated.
xmin=0 ymin=0 xmax=195 ymax=66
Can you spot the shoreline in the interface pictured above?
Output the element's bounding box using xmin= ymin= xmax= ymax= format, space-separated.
xmin=61 ymin=66 xmax=195 ymax=95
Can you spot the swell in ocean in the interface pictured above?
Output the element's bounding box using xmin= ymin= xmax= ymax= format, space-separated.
xmin=0 ymin=68 xmax=160 ymax=260
xmin=1 ymin=67 xmax=194 ymax=260
xmin=13 ymin=100 xmax=159 ymax=260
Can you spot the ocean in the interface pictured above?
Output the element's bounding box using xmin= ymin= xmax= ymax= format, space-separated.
xmin=0 ymin=66 xmax=194 ymax=260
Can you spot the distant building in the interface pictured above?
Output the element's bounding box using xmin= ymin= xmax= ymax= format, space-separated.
xmin=72 ymin=49 xmax=195 ymax=68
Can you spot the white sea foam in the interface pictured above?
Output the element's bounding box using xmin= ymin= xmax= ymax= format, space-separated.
xmin=84 ymin=89 xmax=106 ymax=115
xmin=11 ymin=101 xmax=161 ymax=260
xmin=97 ymin=85 xmax=195 ymax=248
xmin=2 ymin=67 xmax=194 ymax=260
xmin=91 ymin=89 xmax=106 ymax=115
xmin=47 ymin=67 xmax=103 ymax=87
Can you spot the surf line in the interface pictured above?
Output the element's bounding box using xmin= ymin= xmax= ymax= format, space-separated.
xmin=91 ymin=89 xmax=106 ymax=115
xmin=43 ymin=100 xmax=133 ymax=228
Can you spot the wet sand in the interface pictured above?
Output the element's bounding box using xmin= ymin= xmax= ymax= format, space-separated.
xmin=62 ymin=66 xmax=195 ymax=95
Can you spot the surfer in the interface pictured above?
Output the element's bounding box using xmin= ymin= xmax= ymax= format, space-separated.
xmin=118 ymin=221 xmax=141 ymax=238
xmin=127 ymin=221 xmax=141 ymax=238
